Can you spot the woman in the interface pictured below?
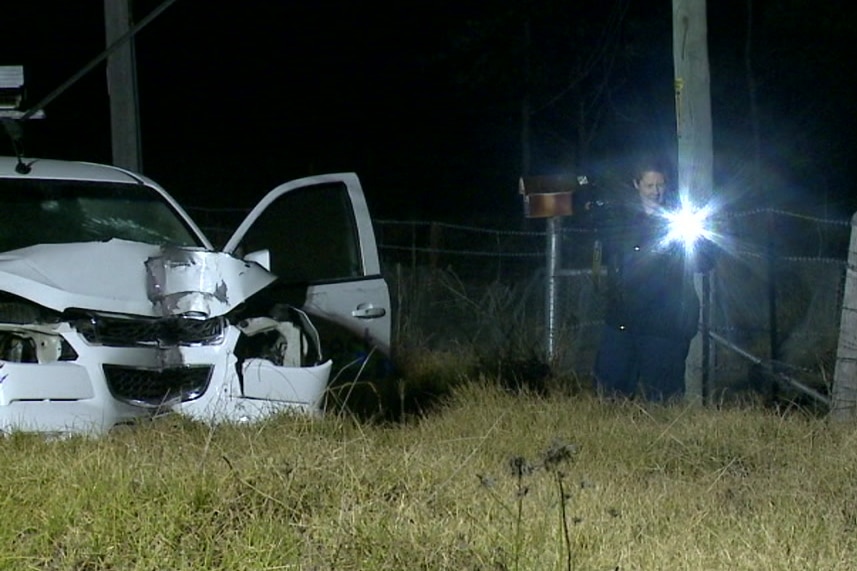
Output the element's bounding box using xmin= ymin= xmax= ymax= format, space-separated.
xmin=592 ymin=157 xmax=713 ymax=401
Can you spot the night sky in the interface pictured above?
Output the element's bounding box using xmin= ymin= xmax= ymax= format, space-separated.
xmin=2 ymin=1 xmax=855 ymax=222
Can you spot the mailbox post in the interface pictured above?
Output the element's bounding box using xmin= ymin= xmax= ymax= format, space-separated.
xmin=519 ymin=175 xmax=578 ymax=365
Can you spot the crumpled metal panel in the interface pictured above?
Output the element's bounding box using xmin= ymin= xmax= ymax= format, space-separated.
xmin=145 ymin=246 xmax=276 ymax=317
xmin=0 ymin=240 xmax=276 ymax=317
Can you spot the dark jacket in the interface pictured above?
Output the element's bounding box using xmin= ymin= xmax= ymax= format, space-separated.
xmin=598 ymin=202 xmax=714 ymax=340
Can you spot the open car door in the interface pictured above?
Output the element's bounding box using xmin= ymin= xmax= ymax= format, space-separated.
xmin=224 ymin=173 xmax=391 ymax=370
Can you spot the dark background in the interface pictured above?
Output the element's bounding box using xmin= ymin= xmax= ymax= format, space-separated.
xmin=2 ymin=1 xmax=855 ymax=223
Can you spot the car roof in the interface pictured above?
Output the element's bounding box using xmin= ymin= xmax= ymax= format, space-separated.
xmin=0 ymin=156 xmax=152 ymax=185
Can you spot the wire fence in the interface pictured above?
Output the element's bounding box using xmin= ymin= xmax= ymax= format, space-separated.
xmin=188 ymin=204 xmax=851 ymax=400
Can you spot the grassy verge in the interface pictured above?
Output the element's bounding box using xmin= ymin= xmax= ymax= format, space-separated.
xmin=1 ymin=382 xmax=855 ymax=570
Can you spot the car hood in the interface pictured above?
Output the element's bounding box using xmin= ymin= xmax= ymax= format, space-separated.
xmin=0 ymin=239 xmax=277 ymax=317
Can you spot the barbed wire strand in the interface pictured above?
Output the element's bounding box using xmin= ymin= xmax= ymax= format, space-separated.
xmin=187 ymin=206 xmax=852 ymax=262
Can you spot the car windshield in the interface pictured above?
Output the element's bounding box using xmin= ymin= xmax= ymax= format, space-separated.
xmin=0 ymin=179 xmax=203 ymax=252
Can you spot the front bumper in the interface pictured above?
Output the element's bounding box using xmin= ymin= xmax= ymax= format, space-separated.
xmin=0 ymin=325 xmax=331 ymax=435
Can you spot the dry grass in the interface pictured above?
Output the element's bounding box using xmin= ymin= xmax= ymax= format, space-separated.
xmin=1 ymin=382 xmax=855 ymax=570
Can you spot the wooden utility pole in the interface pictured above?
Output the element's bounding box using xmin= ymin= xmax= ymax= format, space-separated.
xmin=104 ymin=0 xmax=142 ymax=172
xmin=672 ymin=0 xmax=714 ymax=402
xmin=832 ymin=214 xmax=857 ymax=420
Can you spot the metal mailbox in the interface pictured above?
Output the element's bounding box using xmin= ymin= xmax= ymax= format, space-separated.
xmin=519 ymin=174 xmax=578 ymax=218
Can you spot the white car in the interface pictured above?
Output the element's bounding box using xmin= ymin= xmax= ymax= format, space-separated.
xmin=0 ymin=157 xmax=391 ymax=434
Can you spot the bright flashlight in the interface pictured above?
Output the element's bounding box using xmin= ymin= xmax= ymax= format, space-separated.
xmin=660 ymin=199 xmax=714 ymax=252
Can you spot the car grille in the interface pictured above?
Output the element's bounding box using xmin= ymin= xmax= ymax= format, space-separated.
xmin=103 ymin=364 xmax=213 ymax=406
xmin=77 ymin=315 xmax=226 ymax=347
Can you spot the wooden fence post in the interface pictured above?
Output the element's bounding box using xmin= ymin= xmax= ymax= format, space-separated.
xmin=832 ymin=212 xmax=857 ymax=421
xmin=429 ymin=222 xmax=442 ymax=270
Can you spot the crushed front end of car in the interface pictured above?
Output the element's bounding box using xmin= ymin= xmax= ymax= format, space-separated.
xmin=0 ymin=240 xmax=331 ymax=435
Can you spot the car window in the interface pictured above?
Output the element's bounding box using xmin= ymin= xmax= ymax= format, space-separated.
xmin=0 ymin=179 xmax=202 ymax=251
xmin=236 ymin=182 xmax=363 ymax=283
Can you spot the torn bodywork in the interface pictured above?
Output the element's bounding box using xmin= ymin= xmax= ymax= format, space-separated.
xmin=0 ymin=241 xmax=330 ymax=434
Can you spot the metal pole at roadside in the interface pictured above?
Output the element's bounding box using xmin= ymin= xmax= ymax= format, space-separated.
xmin=545 ymin=216 xmax=562 ymax=362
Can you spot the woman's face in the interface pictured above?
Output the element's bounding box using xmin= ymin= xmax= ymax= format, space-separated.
xmin=634 ymin=170 xmax=666 ymax=213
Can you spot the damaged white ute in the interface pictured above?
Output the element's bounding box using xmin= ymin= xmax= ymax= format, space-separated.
xmin=0 ymin=157 xmax=390 ymax=434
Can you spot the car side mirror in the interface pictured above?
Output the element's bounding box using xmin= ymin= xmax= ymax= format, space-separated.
xmin=244 ymin=249 xmax=271 ymax=272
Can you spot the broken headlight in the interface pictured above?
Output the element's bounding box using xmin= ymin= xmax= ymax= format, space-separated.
xmin=0 ymin=298 xmax=77 ymax=363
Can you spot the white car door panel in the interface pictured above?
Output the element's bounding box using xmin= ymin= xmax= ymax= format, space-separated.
xmin=225 ymin=173 xmax=391 ymax=355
